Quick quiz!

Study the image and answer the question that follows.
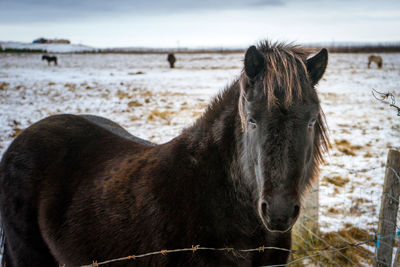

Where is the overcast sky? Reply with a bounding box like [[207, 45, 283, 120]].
[[1, 0, 399, 48]]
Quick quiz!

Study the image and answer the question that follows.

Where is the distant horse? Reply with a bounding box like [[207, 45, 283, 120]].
[[368, 55, 382, 69], [167, 53, 176, 68], [0, 41, 329, 267], [42, 55, 58, 66]]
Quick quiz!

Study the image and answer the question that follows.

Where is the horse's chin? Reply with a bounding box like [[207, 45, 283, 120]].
[[259, 216, 294, 233]]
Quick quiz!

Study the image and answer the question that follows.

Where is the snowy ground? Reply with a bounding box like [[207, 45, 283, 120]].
[[0, 52, 399, 236]]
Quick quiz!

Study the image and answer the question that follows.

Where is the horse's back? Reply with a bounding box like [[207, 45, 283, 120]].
[[0, 114, 153, 266], [80, 114, 155, 146], [0, 113, 152, 192]]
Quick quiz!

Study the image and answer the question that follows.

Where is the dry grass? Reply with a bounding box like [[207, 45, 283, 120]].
[[127, 71, 145, 75], [127, 100, 143, 107], [192, 111, 203, 118], [130, 115, 141, 121], [322, 176, 350, 187], [291, 224, 374, 266], [328, 207, 340, 214], [10, 127, 22, 138], [363, 151, 373, 158], [140, 91, 153, 98], [334, 139, 363, 156], [160, 92, 186, 97], [0, 82, 9, 90], [147, 109, 176, 124], [116, 90, 131, 99]]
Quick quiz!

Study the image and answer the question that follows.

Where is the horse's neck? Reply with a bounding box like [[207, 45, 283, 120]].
[[185, 81, 241, 163], [155, 82, 257, 230]]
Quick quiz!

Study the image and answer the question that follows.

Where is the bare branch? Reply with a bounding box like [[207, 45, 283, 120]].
[[372, 89, 400, 116]]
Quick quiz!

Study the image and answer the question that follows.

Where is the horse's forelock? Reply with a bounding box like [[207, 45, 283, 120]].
[[238, 41, 312, 131]]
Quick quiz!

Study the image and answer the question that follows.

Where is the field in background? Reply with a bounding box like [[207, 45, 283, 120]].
[[0, 52, 399, 265]]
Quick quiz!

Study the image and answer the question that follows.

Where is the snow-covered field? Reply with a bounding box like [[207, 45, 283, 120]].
[[0, 52, 399, 235]]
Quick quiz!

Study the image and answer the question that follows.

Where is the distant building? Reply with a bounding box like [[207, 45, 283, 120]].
[[50, 39, 70, 44], [33, 38, 71, 44], [33, 38, 48, 44]]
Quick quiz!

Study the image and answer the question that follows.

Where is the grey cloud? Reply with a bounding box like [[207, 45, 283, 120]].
[[0, 0, 285, 23]]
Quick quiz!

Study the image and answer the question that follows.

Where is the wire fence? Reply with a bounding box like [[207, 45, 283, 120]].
[[75, 239, 376, 267]]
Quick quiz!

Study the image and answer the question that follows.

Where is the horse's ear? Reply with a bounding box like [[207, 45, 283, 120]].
[[244, 46, 265, 80], [306, 48, 328, 86]]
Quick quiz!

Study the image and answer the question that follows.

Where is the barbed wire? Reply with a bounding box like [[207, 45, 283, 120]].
[[74, 238, 383, 267], [372, 88, 400, 116], [262, 239, 375, 267]]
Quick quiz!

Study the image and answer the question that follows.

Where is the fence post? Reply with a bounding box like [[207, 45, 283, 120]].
[[374, 149, 400, 267], [394, 248, 400, 267]]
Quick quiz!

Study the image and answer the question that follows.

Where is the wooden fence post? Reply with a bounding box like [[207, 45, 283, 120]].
[[393, 248, 400, 267], [374, 149, 400, 267]]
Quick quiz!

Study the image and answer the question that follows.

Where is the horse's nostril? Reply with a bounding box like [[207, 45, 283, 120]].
[[293, 205, 300, 218], [261, 201, 267, 217]]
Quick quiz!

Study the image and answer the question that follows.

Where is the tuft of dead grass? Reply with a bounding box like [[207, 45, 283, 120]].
[[328, 207, 340, 214], [10, 127, 22, 138], [127, 100, 143, 107], [128, 71, 145, 75], [130, 115, 140, 121], [291, 225, 374, 266], [147, 109, 176, 125], [116, 90, 130, 99], [322, 176, 350, 187], [363, 151, 373, 158], [334, 139, 363, 156], [140, 91, 153, 98], [0, 81, 9, 90]]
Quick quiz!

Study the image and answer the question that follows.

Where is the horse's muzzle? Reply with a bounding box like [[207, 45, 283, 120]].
[[258, 199, 300, 232]]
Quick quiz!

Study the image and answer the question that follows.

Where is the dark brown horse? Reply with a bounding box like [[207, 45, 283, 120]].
[[0, 41, 329, 267], [167, 53, 176, 68], [42, 55, 58, 66]]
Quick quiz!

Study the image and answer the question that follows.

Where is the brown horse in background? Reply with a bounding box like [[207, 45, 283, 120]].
[[368, 55, 382, 69], [0, 41, 328, 266]]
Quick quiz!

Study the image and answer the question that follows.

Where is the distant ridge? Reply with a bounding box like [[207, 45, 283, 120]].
[[0, 41, 96, 53], [1, 41, 400, 54], [306, 41, 400, 53]]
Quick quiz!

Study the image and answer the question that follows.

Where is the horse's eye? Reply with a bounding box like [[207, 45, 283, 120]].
[[248, 118, 257, 129], [308, 118, 317, 128]]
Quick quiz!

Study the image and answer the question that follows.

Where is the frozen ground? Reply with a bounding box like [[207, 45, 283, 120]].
[[0, 52, 399, 235]]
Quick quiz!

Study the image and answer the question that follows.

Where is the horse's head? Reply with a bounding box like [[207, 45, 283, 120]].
[[238, 42, 328, 232]]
